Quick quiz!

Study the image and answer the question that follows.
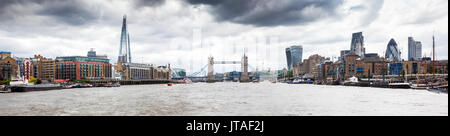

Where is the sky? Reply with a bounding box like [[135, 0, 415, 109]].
[[0, 0, 448, 74]]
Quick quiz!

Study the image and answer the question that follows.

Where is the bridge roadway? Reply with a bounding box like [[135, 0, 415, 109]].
[[90, 79, 175, 85]]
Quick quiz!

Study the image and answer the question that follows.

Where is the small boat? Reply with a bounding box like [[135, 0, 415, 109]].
[[177, 78, 193, 84], [252, 79, 259, 83], [343, 77, 359, 86], [300, 79, 314, 84], [71, 83, 93, 88], [388, 82, 411, 89], [410, 83, 428, 90], [288, 79, 301, 84], [410, 80, 429, 90], [104, 82, 121, 87], [427, 85, 448, 94]]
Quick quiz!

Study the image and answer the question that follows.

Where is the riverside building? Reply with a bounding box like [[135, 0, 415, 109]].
[[55, 51, 112, 80]]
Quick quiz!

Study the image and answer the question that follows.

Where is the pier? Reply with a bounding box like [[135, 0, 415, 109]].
[[90, 79, 175, 85]]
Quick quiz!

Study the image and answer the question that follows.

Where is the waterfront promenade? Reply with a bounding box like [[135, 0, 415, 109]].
[[0, 82, 447, 116]]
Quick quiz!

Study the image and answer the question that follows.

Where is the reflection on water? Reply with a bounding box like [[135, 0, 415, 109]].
[[0, 82, 447, 116]]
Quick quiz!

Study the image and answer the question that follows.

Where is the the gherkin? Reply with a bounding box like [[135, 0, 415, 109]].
[[385, 38, 401, 61]]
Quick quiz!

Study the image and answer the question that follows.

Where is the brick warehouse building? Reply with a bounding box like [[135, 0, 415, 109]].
[[55, 56, 112, 80]]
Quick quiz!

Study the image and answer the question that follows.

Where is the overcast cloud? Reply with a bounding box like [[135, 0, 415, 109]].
[[0, 0, 448, 74]]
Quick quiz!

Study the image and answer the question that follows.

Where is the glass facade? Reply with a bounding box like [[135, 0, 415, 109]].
[[415, 41, 422, 60], [408, 37, 422, 61], [285, 45, 303, 70], [385, 39, 401, 61], [388, 63, 403, 75], [57, 56, 109, 63], [408, 37, 416, 61], [290, 45, 303, 68], [285, 48, 292, 70], [350, 32, 365, 57]]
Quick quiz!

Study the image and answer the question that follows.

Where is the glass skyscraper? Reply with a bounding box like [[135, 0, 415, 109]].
[[385, 38, 401, 61], [285, 45, 303, 70], [118, 15, 131, 63], [415, 41, 422, 60], [285, 48, 292, 70], [408, 37, 422, 61], [350, 32, 365, 57], [290, 45, 303, 67]]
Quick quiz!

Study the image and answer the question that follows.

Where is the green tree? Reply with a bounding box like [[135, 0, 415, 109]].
[[427, 66, 433, 74], [286, 70, 293, 78], [75, 80, 91, 84], [29, 77, 38, 84], [0, 78, 11, 85]]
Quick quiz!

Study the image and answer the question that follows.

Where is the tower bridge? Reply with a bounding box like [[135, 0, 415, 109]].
[[206, 54, 250, 83]]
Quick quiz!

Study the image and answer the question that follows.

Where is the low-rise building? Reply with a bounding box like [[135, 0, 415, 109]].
[[293, 54, 329, 78], [343, 52, 359, 79], [0, 62, 12, 80], [0, 51, 18, 79], [114, 62, 172, 80], [355, 55, 388, 77]]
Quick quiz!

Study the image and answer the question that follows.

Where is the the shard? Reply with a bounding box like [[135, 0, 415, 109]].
[[118, 15, 131, 63]]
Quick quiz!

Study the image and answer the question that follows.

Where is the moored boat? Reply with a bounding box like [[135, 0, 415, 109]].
[[427, 85, 448, 94], [388, 82, 411, 89], [9, 84, 63, 92], [71, 83, 93, 88], [104, 82, 121, 87]]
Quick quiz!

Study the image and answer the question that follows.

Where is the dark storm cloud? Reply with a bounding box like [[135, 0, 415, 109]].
[[186, 0, 344, 27], [36, 1, 100, 25], [0, 0, 100, 25], [134, 0, 166, 8]]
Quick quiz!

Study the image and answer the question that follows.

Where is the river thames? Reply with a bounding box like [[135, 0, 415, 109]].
[[0, 82, 447, 116]]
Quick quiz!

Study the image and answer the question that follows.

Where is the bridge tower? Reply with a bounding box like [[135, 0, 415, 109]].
[[206, 56, 215, 83], [240, 54, 250, 82]]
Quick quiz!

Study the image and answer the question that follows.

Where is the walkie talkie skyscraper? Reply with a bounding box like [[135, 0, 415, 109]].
[[118, 15, 131, 63]]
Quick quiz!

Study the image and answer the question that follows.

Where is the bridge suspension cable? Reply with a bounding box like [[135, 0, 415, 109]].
[[187, 64, 208, 77]]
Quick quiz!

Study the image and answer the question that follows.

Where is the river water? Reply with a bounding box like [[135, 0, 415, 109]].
[[0, 82, 447, 116]]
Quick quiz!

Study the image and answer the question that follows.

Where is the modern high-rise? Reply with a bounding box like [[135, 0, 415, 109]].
[[385, 38, 401, 61], [408, 37, 416, 61], [408, 37, 423, 61], [285, 45, 303, 70], [285, 48, 292, 70], [118, 15, 132, 63], [415, 41, 422, 60], [350, 32, 365, 57], [290, 45, 303, 68]]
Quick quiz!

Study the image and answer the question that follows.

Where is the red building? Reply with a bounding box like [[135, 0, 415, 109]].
[[55, 56, 112, 80]]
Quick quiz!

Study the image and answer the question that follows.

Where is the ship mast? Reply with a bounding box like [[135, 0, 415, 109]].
[[432, 35, 435, 78]]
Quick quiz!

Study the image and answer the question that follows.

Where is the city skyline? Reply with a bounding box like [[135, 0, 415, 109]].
[[0, 0, 448, 73]]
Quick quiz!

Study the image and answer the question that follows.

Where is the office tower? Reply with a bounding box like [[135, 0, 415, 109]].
[[408, 37, 423, 61], [290, 45, 303, 68], [350, 32, 365, 57], [385, 38, 401, 61], [285, 48, 292, 70], [415, 41, 422, 60], [408, 37, 416, 61]]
